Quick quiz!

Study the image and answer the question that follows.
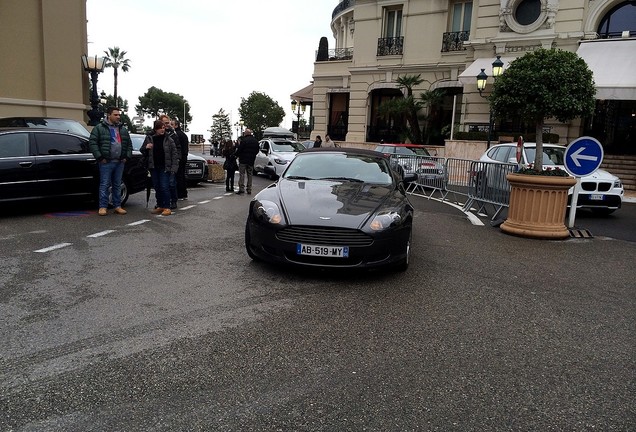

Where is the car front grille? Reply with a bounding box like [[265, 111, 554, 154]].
[[581, 181, 612, 192], [276, 226, 373, 246]]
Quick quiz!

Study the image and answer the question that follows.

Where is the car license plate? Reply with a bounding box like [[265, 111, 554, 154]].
[[187, 169, 202, 175], [589, 194, 604, 200], [297, 244, 349, 258]]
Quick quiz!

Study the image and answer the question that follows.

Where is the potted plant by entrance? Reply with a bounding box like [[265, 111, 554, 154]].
[[488, 49, 596, 239]]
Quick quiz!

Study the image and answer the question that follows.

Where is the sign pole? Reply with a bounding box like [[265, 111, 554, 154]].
[[567, 178, 581, 228]]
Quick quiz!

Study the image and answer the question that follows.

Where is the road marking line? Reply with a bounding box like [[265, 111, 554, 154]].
[[213, 196, 223, 200], [179, 205, 196, 210], [34, 243, 72, 253], [199, 200, 211, 204], [87, 230, 116, 238], [127, 219, 151, 226]]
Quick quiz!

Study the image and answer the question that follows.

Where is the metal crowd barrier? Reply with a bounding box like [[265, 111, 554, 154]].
[[398, 155, 517, 221], [462, 160, 516, 220], [390, 154, 447, 199]]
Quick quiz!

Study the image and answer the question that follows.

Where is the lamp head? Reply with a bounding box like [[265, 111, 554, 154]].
[[492, 56, 504, 78], [291, 100, 297, 112], [476, 69, 488, 95]]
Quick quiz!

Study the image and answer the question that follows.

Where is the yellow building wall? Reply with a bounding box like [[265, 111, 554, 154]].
[[0, 0, 88, 123]]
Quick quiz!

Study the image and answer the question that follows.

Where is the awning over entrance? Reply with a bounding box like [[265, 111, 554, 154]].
[[430, 80, 464, 94], [290, 83, 313, 103], [458, 56, 516, 85], [577, 39, 636, 100]]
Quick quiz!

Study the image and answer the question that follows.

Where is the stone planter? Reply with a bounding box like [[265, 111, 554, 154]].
[[501, 173, 576, 239], [208, 163, 225, 182]]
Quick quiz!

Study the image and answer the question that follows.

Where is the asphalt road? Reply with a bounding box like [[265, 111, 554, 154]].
[[0, 175, 634, 431]]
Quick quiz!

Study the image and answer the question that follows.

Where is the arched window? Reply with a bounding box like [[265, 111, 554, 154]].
[[598, 1, 636, 38]]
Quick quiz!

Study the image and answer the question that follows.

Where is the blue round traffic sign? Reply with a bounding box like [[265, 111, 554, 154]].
[[563, 136, 604, 177]]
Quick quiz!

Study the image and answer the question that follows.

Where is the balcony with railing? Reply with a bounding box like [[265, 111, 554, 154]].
[[332, 0, 355, 19], [316, 47, 354, 62], [441, 31, 469, 52], [377, 37, 404, 56]]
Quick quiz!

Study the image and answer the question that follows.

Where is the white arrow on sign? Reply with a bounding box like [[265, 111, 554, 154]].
[[570, 147, 598, 167]]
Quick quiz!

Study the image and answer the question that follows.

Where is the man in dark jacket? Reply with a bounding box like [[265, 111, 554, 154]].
[[172, 120, 189, 199], [88, 107, 132, 216], [234, 128, 259, 194]]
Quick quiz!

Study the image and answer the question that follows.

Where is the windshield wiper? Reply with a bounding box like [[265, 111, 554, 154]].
[[320, 177, 364, 182], [285, 175, 313, 180]]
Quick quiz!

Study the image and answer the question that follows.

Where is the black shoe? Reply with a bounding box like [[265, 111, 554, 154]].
[[226, 188, 231, 192], [236, 190, 244, 195], [170, 202, 177, 209], [246, 191, 251, 195]]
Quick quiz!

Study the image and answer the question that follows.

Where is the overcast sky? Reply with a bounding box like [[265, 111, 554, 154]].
[[86, 0, 335, 138]]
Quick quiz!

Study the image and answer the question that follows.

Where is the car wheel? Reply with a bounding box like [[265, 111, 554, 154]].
[[108, 181, 129, 208], [394, 228, 411, 272], [245, 221, 260, 261]]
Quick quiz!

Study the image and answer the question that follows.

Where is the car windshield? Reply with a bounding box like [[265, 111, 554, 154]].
[[526, 147, 565, 166], [272, 141, 304, 152], [284, 153, 393, 185], [130, 135, 145, 151], [397, 146, 430, 156]]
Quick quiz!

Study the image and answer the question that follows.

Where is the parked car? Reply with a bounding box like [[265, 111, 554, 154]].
[[0, 117, 90, 138], [480, 142, 624, 214], [254, 138, 305, 179], [0, 128, 147, 205], [129, 134, 208, 185], [374, 143, 445, 182], [245, 147, 415, 271]]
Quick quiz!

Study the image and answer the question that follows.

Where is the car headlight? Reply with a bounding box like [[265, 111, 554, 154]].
[[614, 179, 622, 189], [274, 158, 289, 165], [370, 212, 401, 231], [253, 200, 284, 224]]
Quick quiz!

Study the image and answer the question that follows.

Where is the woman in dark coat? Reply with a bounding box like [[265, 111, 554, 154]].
[[222, 139, 238, 192], [140, 120, 180, 216]]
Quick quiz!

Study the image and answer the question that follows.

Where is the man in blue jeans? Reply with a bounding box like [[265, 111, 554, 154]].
[[89, 107, 132, 216]]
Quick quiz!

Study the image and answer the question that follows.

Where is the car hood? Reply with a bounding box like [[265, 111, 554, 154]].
[[275, 179, 396, 229], [271, 151, 298, 162], [188, 153, 207, 162], [551, 165, 618, 181]]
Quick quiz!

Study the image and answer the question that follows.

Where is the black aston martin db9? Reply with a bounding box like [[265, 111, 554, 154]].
[[244, 147, 415, 271]]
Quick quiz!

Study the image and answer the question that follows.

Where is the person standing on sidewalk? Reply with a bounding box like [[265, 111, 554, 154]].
[[222, 139, 238, 192], [323, 135, 336, 148], [141, 120, 180, 216], [159, 114, 181, 209], [172, 120, 189, 200], [234, 129, 259, 195], [89, 106, 132, 216]]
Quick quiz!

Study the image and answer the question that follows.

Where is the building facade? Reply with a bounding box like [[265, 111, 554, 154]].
[[0, 0, 89, 123], [310, 0, 636, 154]]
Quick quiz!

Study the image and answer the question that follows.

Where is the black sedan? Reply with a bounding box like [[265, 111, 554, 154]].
[[245, 148, 415, 271], [0, 128, 146, 206]]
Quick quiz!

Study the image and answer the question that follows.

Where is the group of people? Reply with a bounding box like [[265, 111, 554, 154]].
[[221, 129, 260, 195], [139, 114, 189, 216], [221, 130, 338, 196], [312, 134, 336, 148], [88, 107, 190, 217], [90, 111, 336, 216]]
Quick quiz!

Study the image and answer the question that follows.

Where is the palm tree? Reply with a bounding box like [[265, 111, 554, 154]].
[[103, 47, 131, 104]]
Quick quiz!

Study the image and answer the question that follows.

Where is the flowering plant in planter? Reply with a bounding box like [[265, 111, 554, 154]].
[[515, 164, 570, 177]]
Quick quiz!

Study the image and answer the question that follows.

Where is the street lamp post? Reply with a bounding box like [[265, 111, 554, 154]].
[[476, 55, 505, 148], [81, 54, 106, 126], [291, 100, 306, 138], [183, 102, 187, 131]]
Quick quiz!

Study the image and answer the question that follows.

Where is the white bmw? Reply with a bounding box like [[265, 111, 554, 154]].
[[480, 142, 624, 214]]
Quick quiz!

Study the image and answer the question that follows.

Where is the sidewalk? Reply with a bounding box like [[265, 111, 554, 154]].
[[625, 189, 636, 203]]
